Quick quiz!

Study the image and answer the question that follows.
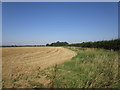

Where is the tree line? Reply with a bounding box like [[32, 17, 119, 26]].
[[46, 41, 69, 46], [46, 39, 120, 51], [3, 39, 120, 51]]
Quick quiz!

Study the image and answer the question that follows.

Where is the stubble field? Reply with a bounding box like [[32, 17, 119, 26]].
[[2, 47, 76, 88], [2, 47, 119, 88]]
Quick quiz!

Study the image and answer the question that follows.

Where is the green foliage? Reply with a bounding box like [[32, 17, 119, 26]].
[[69, 39, 120, 51], [46, 39, 120, 51], [28, 80, 44, 88], [46, 41, 69, 46], [42, 47, 119, 88]]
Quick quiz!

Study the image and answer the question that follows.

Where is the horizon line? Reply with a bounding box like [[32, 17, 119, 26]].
[[2, 38, 119, 46]]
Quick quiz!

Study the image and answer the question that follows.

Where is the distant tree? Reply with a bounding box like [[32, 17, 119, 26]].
[[47, 41, 69, 46], [46, 43, 50, 46], [69, 39, 120, 51]]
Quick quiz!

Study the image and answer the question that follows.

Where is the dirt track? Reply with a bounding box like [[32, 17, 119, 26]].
[[2, 47, 76, 80]]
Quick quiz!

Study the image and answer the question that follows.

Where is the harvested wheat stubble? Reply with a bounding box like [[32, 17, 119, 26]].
[[2, 47, 76, 83]]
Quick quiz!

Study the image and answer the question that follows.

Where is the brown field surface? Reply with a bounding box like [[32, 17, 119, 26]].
[[2, 47, 76, 88]]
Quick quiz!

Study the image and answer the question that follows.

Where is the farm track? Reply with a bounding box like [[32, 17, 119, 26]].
[[2, 47, 76, 84]]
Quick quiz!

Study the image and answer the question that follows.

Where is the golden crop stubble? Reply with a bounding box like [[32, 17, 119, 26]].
[[2, 47, 76, 88]]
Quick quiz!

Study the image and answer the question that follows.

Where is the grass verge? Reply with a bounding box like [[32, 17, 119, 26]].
[[41, 47, 119, 88]]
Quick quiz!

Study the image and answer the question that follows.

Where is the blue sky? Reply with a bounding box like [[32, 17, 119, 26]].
[[0, 2, 2, 45], [2, 2, 118, 45]]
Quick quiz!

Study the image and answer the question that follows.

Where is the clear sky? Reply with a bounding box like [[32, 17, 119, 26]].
[[0, 2, 2, 45], [2, 2, 118, 45]]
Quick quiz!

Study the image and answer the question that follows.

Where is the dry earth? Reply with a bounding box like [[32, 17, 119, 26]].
[[2, 47, 76, 88]]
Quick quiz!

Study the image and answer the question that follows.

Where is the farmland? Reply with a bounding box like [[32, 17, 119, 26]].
[[2, 47, 76, 88], [42, 47, 119, 88], [2, 2, 119, 89], [2, 47, 119, 88]]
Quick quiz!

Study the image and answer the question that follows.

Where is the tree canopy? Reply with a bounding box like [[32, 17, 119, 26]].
[[46, 39, 120, 51], [46, 41, 69, 46]]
